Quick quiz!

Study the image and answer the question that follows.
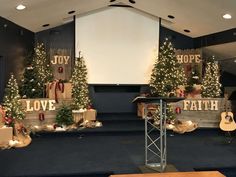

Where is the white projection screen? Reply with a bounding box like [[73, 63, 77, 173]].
[[75, 7, 159, 84]]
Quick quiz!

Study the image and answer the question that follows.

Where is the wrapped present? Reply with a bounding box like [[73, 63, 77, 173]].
[[0, 127, 13, 145], [0, 105, 6, 127], [46, 80, 72, 102], [137, 103, 145, 118], [137, 103, 158, 118], [84, 109, 96, 121], [72, 110, 85, 123]]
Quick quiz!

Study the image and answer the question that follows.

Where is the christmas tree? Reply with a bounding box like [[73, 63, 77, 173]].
[[32, 43, 53, 97], [150, 38, 187, 96], [71, 53, 91, 109], [3, 73, 25, 122], [56, 105, 74, 126], [201, 59, 221, 98], [20, 52, 43, 98]]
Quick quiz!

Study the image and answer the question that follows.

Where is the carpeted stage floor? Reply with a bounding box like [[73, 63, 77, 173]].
[[0, 113, 236, 177]]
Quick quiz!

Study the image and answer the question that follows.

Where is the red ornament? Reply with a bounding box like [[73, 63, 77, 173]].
[[4, 117, 13, 125], [39, 113, 45, 121], [58, 67, 63, 73], [87, 105, 92, 110], [53, 124, 62, 129], [175, 107, 181, 114]]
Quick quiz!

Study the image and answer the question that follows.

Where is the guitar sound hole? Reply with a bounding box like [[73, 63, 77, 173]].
[[225, 115, 233, 123]]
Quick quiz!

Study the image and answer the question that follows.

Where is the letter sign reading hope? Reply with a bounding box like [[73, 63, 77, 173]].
[[51, 55, 70, 65], [176, 54, 201, 64], [26, 100, 56, 112]]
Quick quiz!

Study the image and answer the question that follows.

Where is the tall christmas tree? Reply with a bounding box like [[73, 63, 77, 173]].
[[3, 73, 25, 121], [201, 59, 221, 98], [32, 43, 53, 97], [150, 38, 187, 96], [20, 52, 43, 98], [71, 53, 91, 109]]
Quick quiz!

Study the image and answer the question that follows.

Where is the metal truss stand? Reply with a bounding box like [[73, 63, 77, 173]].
[[133, 97, 184, 172], [144, 98, 166, 172]]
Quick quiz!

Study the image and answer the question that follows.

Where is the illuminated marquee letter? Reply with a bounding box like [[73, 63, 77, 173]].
[[210, 100, 218, 110], [183, 100, 190, 110]]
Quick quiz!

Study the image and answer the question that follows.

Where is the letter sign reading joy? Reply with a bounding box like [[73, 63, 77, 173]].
[[51, 55, 70, 65], [26, 100, 56, 112]]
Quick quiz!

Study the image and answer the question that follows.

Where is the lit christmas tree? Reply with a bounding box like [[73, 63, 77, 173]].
[[150, 38, 187, 96], [3, 73, 25, 122], [33, 43, 53, 97], [20, 52, 43, 98], [71, 53, 91, 109], [201, 59, 221, 98]]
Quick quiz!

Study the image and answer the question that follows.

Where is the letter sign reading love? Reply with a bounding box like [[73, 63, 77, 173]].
[[26, 100, 56, 112], [51, 55, 70, 65]]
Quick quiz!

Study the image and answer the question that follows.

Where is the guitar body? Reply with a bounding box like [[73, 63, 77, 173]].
[[220, 112, 236, 131]]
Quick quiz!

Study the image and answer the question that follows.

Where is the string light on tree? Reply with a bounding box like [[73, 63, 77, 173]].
[[33, 43, 53, 97], [71, 52, 91, 109], [201, 57, 221, 98], [20, 52, 43, 98], [149, 38, 187, 97], [3, 73, 25, 123]]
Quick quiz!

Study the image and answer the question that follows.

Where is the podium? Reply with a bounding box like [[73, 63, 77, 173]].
[[133, 97, 184, 172]]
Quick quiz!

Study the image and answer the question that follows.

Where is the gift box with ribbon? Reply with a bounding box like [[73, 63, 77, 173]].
[[46, 80, 72, 102]]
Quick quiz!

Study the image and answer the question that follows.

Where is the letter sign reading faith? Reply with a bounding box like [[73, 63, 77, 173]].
[[183, 100, 218, 111]]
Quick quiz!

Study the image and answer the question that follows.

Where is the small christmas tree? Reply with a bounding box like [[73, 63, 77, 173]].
[[201, 59, 221, 98], [150, 38, 187, 97], [56, 105, 74, 126], [32, 43, 53, 97], [20, 52, 43, 98], [3, 73, 25, 122], [71, 53, 91, 109]]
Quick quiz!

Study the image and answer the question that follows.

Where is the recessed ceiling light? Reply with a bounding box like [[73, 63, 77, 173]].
[[129, 0, 136, 4], [42, 24, 50, 27], [16, 4, 26, 10], [68, 10, 75, 14], [168, 15, 175, 19], [223, 13, 232, 19], [184, 29, 190, 33]]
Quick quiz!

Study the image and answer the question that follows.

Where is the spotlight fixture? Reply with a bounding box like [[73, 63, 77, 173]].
[[68, 10, 75, 14], [223, 13, 232, 19], [184, 29, 190, 33], [16, 4, 26, 10], [168, 15, 175, 19], [42, 24, 50, 27], [129, 0, 136, 4]]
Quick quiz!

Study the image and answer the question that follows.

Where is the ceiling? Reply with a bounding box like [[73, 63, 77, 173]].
[[0, 0, 236, 38], [1, 0, 236, 75]]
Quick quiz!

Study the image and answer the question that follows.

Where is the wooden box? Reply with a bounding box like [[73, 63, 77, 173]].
[[0, 127, 13, 144], [84, 109, 96, 121], [72, 111, 85, 123]]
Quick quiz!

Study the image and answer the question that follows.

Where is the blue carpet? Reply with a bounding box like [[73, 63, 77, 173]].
[[1, 113, 236, 177]]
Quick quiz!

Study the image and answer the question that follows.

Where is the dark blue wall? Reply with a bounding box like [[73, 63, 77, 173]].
[[35, 22, 75, 59], [160, 26, 194, 49], [0, 17, 34, 102]]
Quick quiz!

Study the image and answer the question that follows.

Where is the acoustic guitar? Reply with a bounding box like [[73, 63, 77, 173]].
[[219, 94, 236, 131]]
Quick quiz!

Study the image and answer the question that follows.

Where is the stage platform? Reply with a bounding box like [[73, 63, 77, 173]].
[[0, 113, 236, 177]]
